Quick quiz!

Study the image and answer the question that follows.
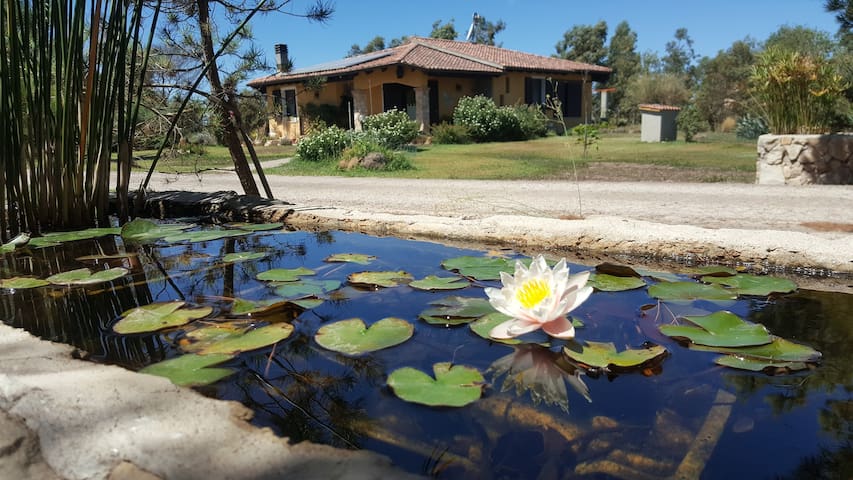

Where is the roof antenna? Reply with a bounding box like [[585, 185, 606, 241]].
[[465, 12, 480, 43]]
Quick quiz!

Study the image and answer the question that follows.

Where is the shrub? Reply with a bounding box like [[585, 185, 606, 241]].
[[509, 104, 549, 139], [571, 123, 600, 156], [735, 114, 769, 139], [361, 109, 419, 149], [340, 136, 413, 171], [295, 125, 351, 162], [719, 116, 737, 133], [430, 122, 471, 144], [452, 95, 523, 142], [677, 104, 707, 142]]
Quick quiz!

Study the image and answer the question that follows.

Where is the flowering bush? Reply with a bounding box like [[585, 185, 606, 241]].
[[453, 95, 524, 142], [361, 109, 419, 149], [509, 104, 549, 139], [295, 125, 352, 162]]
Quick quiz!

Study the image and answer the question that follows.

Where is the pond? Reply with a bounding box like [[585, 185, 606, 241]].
[[0, 222, 850, 479]]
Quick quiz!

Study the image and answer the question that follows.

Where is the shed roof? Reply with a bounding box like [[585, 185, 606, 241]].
[[638, 104, 682, 112], [248, 36, 611, 88]]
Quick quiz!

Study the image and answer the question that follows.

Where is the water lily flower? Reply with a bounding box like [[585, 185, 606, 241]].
[[486, 255, 592, 340]]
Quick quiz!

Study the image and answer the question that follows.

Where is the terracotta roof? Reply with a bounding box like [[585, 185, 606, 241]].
[[638, 103, 682, 112], [248, 36, 611, 88]]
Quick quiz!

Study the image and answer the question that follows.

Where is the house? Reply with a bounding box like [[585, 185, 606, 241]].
[[247, 37, 611, 142]]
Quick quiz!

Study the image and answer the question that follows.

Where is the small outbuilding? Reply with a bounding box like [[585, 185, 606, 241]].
[[639, 104, 680, 142]]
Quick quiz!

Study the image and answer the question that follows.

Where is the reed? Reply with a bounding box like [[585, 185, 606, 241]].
[[0, 0, 159, 242]]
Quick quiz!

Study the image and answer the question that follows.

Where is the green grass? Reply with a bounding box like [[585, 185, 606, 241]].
[[137, 133, 757, 181], [134, 144, 296, 173]]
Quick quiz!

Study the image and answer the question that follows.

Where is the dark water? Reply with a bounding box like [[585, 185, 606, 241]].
[[1, 228, 851, 479]]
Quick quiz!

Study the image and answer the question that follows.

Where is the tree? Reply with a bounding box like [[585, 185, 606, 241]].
[[155, 0, 332, 197], [430, 19, 458, 40], [694, 39, 757, 130], [606, 21, 641, 121], [662, 28, 698, 85], [624, 73, 690, 107], [555, 21, 608, 65], [764, 25, 834, 58], [347, 36, 386, 56], [825, 0, 853, 47], [467, 14, 505, 46]]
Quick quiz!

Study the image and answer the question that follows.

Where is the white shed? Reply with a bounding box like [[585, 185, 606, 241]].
[[639, 104, 681, 142]]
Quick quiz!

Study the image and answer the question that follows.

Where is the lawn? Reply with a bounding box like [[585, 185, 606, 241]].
[[136, 132, 758, 183]]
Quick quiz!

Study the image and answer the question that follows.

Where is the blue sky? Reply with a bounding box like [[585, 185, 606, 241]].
[[251, 0, 842, 71]]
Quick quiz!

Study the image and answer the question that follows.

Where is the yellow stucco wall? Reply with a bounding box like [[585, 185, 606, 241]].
[[351, 68, 429, 115]]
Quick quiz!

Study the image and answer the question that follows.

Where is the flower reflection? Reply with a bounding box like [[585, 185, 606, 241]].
[[488, 344, 591, 413], [486, 255, 592, 340]]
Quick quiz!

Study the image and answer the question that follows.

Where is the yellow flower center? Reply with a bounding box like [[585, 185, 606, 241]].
[[516, 279, 550, 309]]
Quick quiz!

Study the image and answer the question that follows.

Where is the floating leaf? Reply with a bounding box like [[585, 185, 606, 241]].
[[113, 301, 212, 334], [387, 362, 484, 407], [691, 336, 822, 363], [223, 222, 283, 231], [701, 274, 797, 296], [692, 266, 738, 277], [29, 228, 120, 248], [315, 317, 413, 355], [595, 263, 641, 277], [163, 229, 249, 243], [441, 256, 516, 281], [290, 298, 325, 309], [140, 353, 234, 387], [0, 233, 30, 252], [197, 323, 294, 355], [325, 253, 376, 265], [634, 268, 682, 283], [714, 355, 809, 373], [648, 281, 738, 302], [347, 270, 413, 288], [588, 273, 647, 292], [274, 279, 341, 299], [181, 323, 250, 353], [409, 275, 470, 291], [121, 218, 192, 242], [46, 267, 129, 286], [419, 296, 495, 325], [0, 277, 49, 289], [231, 298, 292, 316], [563, 341, 668, 371], [257, 267, 315, 282], [223, 252, 267, 263], [469, 312, 529, 345], [659, 311, 771, 348]]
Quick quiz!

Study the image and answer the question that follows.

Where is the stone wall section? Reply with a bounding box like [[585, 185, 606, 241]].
[[756, 133, 852, 185]]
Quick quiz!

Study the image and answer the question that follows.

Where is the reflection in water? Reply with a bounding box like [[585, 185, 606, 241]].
[[0, 228, 851, 478]]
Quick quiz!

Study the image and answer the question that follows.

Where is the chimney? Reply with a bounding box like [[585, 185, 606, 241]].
[[275, 44, 290, 72]]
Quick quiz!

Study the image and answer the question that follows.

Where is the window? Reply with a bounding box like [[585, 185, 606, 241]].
[[283, 89, 297, 118], [524, 77, 582, 117]]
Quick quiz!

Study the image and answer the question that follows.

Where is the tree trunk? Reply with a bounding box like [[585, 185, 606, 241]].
[[196, 0, 259, 197]]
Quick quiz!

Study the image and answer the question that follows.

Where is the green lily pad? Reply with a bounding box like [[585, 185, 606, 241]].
[[29, 227, 121, 248], [223, 252, 267, 263], [441, 256, 517, 281], [701, 274, 797, 296], [713, 355, 810, 373], [0, 277, 49, 289], [257, 267, 315, 282], [634, 268, 682, 283], [274, 279, 341, 299], [181, 322, 250, 353], [197, 323, 294, 355], [0, 233, 30, 252], [692, 265, 738, 277], [387, 362, 485, 407], [409, 275, 470, 291], [419, 296, 496, 325], [659, 311, 772, 348], [648, 281, 738, 302], [121, 218, 192, 242], [315, 317, 414, 355], [325, 253, 376, 265], [595, 262, 641, 277], [139, 353, 234, 387], [223, 222, 283, 231], [231, 298, 291, 316], [113, 301, 213, 334], [290, 298, 325, 309], [469, 312, 528, 345], [46, 267, 129, 286], [588, 273, 647, 292], [162, 229, 250, 243], [690, 336, 822, 363], [563, 341, 668, 371], [347, 270, 413, 288]]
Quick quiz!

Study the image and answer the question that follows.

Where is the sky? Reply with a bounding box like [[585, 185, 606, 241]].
[[250, 0, 843, 72]]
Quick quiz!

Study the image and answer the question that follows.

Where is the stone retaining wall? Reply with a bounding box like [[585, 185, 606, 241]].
[[756, 133, 852, 185]]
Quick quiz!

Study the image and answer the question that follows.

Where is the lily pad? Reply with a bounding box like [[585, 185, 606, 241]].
[[181, 322, 250, 353], [0, 233, 30, 252], [563, 341, 668, 371], [409, 275, 470, 291], [113, 301, 213, 334], [690, 336, 822, 363], [659, 311, 772, 348], [714, 355, 810, 373], [139, 353, 234, 387], [595, 262, 641, 277], [701, 274, 797, 296], [257, 267, 315, 282], [231, 298, 292, 316], [469, 312, 530, 345], [29, 228, 121, 248], [325, 253, 376, 265], [648, 281, 738, 302], [692, 265, 738, 277], [290, 298, 325, 309], [588, 273, 647, 292], [419, 296, 496, 325], [46, 267, 129, 286], [162, 229, 250, 243], [315, 317, 414, 355], [387, 362, 485, 407], [223, 222, 283, 231], [274, 279, 341, 299], [121, 218, 192, 242], [441, 256, 516, 281], [347, 270, 413, 288], [0, 277, 49, 289], [223, 252, 267, 263], [197, 323, 294, 355]]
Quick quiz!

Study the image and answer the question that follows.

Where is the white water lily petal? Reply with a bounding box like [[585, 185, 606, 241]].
[[541, 316, 576, 339], [489, 318, 542, 339]]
